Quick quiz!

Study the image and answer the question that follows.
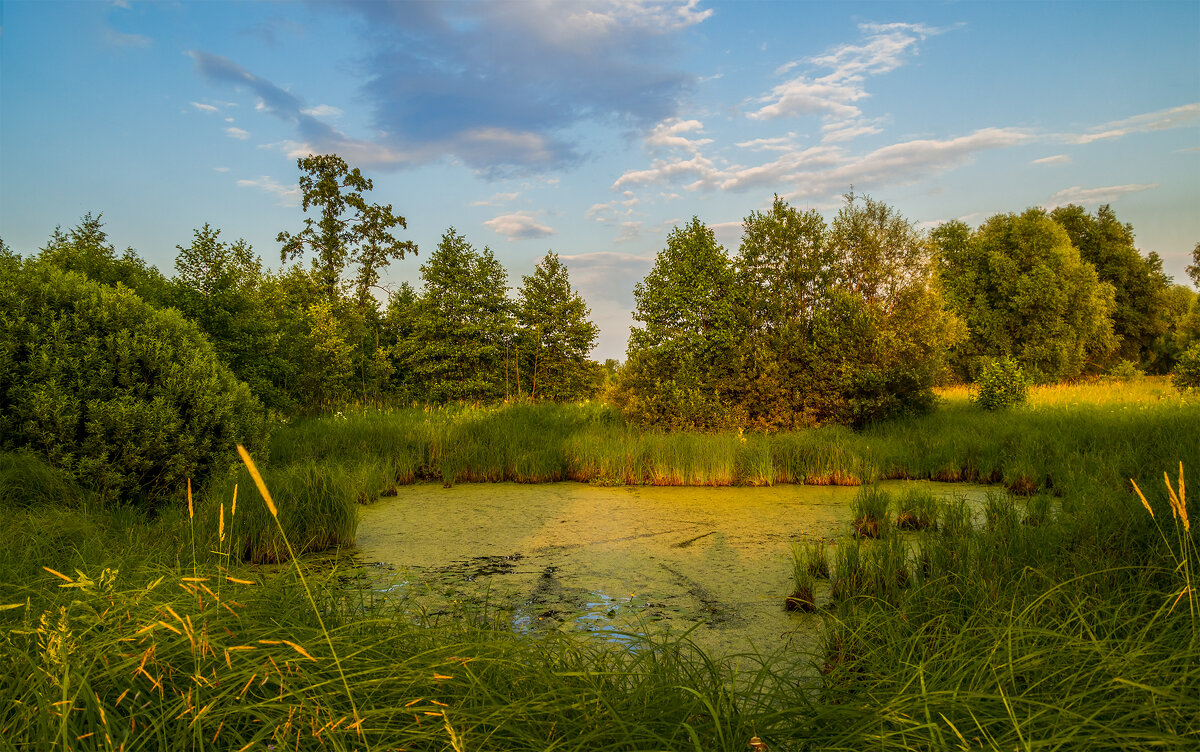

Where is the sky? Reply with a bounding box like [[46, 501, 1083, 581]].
[[2, 0, 1198, 361]]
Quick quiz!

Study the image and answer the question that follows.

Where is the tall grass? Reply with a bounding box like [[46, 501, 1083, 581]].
[[261, 378, 1198, 499], [0, 460, 766, 751], [3, 378, 1197, 748]]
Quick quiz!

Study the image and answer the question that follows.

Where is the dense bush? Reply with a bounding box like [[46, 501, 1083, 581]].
[[1173, 343, 1200, 390], [972, 356, 1030, 410], [0, 261, 268, 502]]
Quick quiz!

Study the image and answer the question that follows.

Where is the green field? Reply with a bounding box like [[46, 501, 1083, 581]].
[[1, 378, 1197, 750]]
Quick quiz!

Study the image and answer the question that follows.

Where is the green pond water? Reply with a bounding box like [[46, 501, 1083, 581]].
[[354, 481, 991, 657]]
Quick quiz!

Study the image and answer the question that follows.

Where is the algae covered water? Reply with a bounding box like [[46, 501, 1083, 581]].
[[355, 481, 990, 656]]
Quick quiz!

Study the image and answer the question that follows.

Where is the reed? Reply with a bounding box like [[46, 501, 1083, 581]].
[[850, 485, 890, 539]]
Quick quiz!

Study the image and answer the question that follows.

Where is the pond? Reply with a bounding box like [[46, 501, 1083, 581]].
[[355, 481, 992, 657]]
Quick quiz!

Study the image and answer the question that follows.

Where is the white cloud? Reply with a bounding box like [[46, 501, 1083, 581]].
[[225, 126, 250, 140], [213, 167, 230, 173], [470, 192, 521, 207], [237, 176, 300, 206], [735, 134, 798, 152], [301, 104, 343, 118], [1045, 183, 1158, 208], [611, 153, 723, 190], [749, 21, 944, 135], [190, 102, 218, 113], [1067, 103, 1200, 144], [821, 118, 885, 143], [613, 123, 1030, 202], [484, 211, 555, 240], [1032, 154, 1071, 165], [644, 118, 713, 153], [615, 221, 643, 243]]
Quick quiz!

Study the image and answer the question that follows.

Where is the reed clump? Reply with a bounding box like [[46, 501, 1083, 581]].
[[850, 485, 890, 539]]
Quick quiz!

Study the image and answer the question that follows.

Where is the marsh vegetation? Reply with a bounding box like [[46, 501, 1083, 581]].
[[2, 158, 1199, 747]]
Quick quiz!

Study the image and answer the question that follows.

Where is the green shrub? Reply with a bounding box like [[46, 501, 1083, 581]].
[[1172, 343, 1200, 390], [1104, 359, 1144, 382], [0, 262, 268, 502], [972, 356, 1029, 410]]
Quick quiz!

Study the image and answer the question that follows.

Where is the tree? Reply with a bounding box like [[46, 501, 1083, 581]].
[[173, 225, 286, 407], [618, 217, 741, 429], [277, 154, 416, 303], [825, 194, 960, 424], [38, 213, 171, 306], [1187, 242, 1200, 289], [395, 229, 514, 403], [515, 252, 601, 402], [734, 196, 834, 427], [935, 208, 1117, 381], [1051, 204, 1169, 365]]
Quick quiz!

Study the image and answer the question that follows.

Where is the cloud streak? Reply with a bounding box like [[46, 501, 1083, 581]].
[[1046, 183, 1158, 208], [237, 176, 300, 206], [1066, 103, 1200, 144]]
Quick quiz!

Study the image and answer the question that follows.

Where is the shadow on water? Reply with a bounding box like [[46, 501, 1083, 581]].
[[353, 481, 992, 658]]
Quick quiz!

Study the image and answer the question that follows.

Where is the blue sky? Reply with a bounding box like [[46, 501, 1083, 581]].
[[2, 0, 1197, 360]]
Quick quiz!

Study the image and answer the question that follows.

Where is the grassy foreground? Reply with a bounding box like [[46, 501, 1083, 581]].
[[1, 378, 1198, 749]]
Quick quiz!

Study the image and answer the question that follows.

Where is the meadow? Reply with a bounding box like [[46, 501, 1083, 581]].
[[1, 378, 1197, 750]]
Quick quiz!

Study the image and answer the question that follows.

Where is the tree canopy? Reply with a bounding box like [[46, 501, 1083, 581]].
[[935, 208, 1117, 381], [277, 154, 416, 303]]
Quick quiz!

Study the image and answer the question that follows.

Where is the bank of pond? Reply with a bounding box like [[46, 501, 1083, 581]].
[[1, 381, 1197, 749]]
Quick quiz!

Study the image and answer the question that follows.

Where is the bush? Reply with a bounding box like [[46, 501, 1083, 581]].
[[973, 357, 1029, 411], [0, 262, 268, 503], [1173, 344, 1200, 390], [1104, 359, 1144, 382]]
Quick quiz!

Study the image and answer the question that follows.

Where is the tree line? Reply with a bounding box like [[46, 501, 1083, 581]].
[[4, 154, 1199, 429], [4, 155, 603, 415], [613, 195, 1200, 430]]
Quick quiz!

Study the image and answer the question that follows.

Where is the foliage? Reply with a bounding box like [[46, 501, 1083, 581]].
[[735, 195, 837, 428], [1105, 358, 1144, 382], [935, 209, 1117, 382], [0, 261, 268, 502], [277, 154, 416, 302], [1173, 344, 1200, 390], [173, 224, 292, 408], [618, 217, 742, 430], [1187, 240, 1200, 288], [37, 213, 173, 306], [514, 252, 602, 401], [972, 356, 1030, 410], [395, 228, 515, 403], [1051, 204, 1170, 366], [825, 194, 961, 424]]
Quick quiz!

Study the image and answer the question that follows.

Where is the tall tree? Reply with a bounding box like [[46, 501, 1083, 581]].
[[1187, 241, 1200, 289], [395, 229, 514, 403], [1051, 204, 1169, 365], [515, 252, 601, 402], [619, 217, 741, 429], [277, 154, 416, 303], [936, 208, 1117, 381], [173, 225, 285, 407], [734, 196, 834, 427], [825, 194, 960, 424]]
